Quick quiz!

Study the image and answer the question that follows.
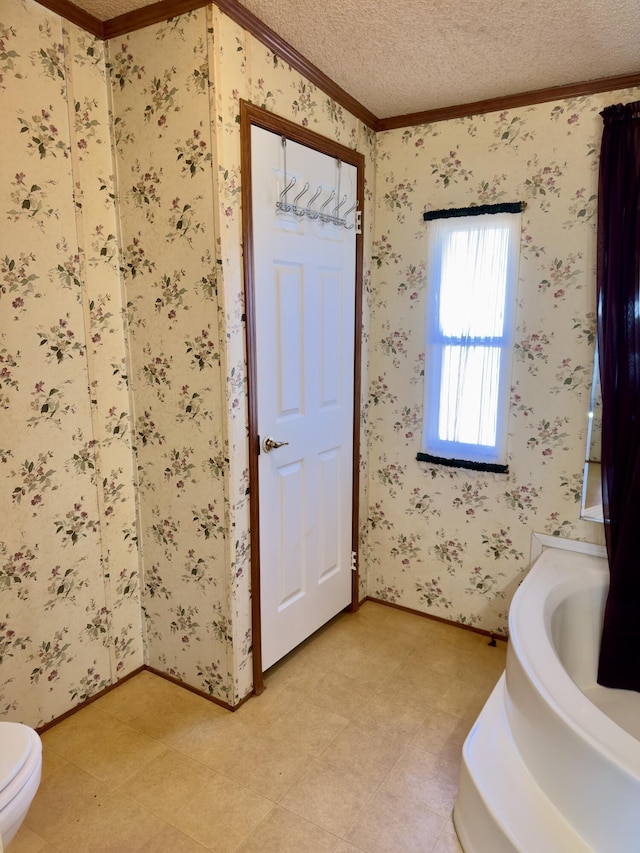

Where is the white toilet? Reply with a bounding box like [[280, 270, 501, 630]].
[[0, 722, 42, 848]]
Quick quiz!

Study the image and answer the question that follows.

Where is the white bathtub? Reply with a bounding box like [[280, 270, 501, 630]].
[[453, 536, 640, 852]]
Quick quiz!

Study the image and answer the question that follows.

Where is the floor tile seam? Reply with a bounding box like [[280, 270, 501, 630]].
[[23, 813, 80, 851], [176, 740, 299, 807], [207, 756, 308, 805], [245, 723, 328, 762], [347, 710, 428, 743], [231, 806, 345, 853], [355, 784, 449, 842], [90, 739, 172, 790], [221, 802, 281, 853], [361, 669, 408, 700], [260, 705, 351, 753], [35, 841, 63, 853], [43, 702, 167, 750], [111, 775, 250, 850], [342, 639, 419, 663], [377, 780, 458, 824], [86, 703, 197, 746], [115, 744, 272, 810], [341, 775, 385, 848], [171, 727, 318, 785], [366, 676, 436, 720], [116, 790, 206, 842], [111, 772, 199, 819], [17, 825, 50, 851], [315, 742, 396, 787], [42, 748, 156, 792], [90, 685, 224, 724], [318, 667, 384, 692], [403, 737, 462, 767], [407, 733, 464, 764], [378, 746, 461, 816], [233, 707, 294, 737], [279, 769, 383, 845], [275, 800, 348, 846], [300, 691, 371, 721], [433, 810, 459, 850], [26, 782, 151, 848], [37, 736, 77, 766], [138, 742, 256, 789]]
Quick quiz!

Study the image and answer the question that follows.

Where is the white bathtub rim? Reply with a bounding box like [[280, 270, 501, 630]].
[[509, 542, 640, 778], [529, 531, 607, 563], [455, 675, 593, 853]]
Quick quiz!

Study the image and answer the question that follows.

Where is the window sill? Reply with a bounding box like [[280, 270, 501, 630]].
[[416, 452, 508, 474]]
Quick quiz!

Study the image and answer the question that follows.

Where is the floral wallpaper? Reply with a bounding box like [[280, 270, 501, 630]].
[[365, 92, 640, 634], [3, 0, 636, 729], [1, 0, 142, 727], [2, 0, 374, 726], [108, 9, 234, 705], [204, 6, 376, 701], [108, 7, 376, 705]]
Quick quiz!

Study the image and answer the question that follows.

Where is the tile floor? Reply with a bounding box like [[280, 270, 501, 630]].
[[10, 601, 506, 852]]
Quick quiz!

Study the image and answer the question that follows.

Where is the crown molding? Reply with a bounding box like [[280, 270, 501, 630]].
[[375, 71, 640, 131], [102, 0, 209, 37], [36, 0, 378, 129], [213, 0, 378, 128], [35, 0, 105, 38], [32, 0, 640, 132]]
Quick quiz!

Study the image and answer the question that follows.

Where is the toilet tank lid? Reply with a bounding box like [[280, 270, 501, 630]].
[[0, 723, 40, 794]]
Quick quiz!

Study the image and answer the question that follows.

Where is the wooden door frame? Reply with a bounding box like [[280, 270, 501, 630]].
[[240, 100, 365, 695]]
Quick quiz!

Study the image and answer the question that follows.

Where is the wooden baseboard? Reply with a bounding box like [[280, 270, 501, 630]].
[[36, 665, 145, 733], [142, 664, 254, 711], [363, 595, 508, 643], [35, 664, 253, 733]]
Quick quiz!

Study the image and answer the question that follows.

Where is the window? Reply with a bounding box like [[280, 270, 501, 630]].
[[419, 204, 522, 472]]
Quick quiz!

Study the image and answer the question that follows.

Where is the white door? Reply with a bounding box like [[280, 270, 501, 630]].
[[251, 125, 357, 670]]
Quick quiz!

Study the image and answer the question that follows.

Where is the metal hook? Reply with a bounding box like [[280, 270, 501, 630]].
[[277, 176, 296, 211], [292, 181, 310, 214], [343, 200, 358, 229], [320, 190, 336, 221], [306, 186, 323, 219], [331, 194, 348, 220]]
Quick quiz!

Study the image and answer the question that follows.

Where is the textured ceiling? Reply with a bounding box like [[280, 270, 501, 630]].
[[71, 0, 640, 118]]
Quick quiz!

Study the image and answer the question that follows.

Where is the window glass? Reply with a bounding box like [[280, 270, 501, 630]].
[[421, 210, 521, 470]]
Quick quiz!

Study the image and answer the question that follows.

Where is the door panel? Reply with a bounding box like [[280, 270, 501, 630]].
[[320, 270, 342, 406], [277, 459, 304, 607], [275, 263, 304, 416], [251, 124, 356, 670]]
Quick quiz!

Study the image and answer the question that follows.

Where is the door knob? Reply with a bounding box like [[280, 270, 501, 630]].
[[262, 435, 290, 453]]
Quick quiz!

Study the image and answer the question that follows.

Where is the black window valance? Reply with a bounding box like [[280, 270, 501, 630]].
[[423, 202, 525, 222], [416, 452, 508, 474]]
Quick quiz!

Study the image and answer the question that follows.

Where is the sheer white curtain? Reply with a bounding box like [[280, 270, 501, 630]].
[[423, 211, 520, 467]]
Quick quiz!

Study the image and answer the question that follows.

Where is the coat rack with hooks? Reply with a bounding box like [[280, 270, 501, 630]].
[[275, 137, 361, 233]]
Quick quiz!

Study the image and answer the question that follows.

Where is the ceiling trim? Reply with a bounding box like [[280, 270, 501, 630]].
[[376, 71, 640, 130], [37, 0, 105, 37], [212, 0, 378, 128], [103, 0, 209, 38], [37, 0, 378, 128], [33, 0, 640, 131]]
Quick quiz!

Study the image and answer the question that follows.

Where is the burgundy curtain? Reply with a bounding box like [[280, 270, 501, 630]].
[[597, 101, 640, 691]]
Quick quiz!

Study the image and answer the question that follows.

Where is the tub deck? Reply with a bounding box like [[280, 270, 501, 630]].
[[453, 539, 640, 853], [455, 675, 590, 853]]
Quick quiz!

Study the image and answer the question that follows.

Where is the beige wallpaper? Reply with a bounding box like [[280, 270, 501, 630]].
[[364, 94, 640, 633], [1, 0, 374, 725], [2, 0, 634, 728], [1, 1, 142, 727]]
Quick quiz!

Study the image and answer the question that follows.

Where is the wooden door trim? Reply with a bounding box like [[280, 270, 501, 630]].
[[240, 100, 365, 694]]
